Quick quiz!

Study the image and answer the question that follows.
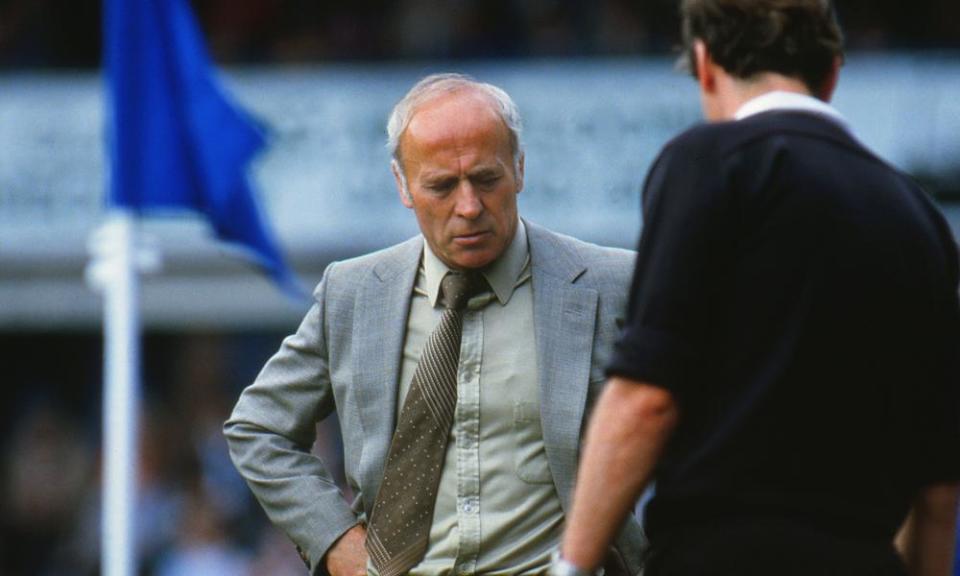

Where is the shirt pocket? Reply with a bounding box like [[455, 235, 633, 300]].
[[513, 401, 554, 484]]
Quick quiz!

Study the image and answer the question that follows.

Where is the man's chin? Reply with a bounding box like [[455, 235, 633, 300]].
[[445, 249, 498, 271]]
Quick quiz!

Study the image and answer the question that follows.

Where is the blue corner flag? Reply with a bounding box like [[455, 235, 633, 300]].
[[104, 0, 303, 298]]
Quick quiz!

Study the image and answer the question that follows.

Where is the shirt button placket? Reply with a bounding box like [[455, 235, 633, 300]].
[[455, 312, 482, 572]]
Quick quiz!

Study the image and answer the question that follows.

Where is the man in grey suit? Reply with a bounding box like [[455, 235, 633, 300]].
[[225, 73, 643, 576]]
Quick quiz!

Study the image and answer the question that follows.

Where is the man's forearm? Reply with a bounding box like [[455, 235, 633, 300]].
[[896, 482, 960, 576], [560, 377, 678, 572]]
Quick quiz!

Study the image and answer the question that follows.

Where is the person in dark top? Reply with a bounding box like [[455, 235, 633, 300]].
[[552, 1, 960, 575]]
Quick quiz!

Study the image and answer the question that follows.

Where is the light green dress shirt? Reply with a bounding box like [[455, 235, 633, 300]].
[[369, 220, 565, 575]]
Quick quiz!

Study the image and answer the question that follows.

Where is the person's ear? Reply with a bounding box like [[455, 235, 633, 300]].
[[817, 55, 842, 102], [515, 153, 525, 194], [694, 40, 717, 95], [392, 159, 414, 208]]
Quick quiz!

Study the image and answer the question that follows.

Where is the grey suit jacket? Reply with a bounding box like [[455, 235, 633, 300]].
[[225, 220, 644, 575]]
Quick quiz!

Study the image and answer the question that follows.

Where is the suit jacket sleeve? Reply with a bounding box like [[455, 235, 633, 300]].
[[224, 262, 359, 575]]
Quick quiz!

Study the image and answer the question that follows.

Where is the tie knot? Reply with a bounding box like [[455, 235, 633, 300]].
[[440, 271, 484, 310]]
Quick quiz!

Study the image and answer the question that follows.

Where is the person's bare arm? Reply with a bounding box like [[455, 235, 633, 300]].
[[324, 524, 369, 576], [895, 482, 960, 576], [560, 376, 679, 572]]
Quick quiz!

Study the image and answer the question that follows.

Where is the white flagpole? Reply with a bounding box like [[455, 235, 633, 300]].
[[86, 211, 159, 576]]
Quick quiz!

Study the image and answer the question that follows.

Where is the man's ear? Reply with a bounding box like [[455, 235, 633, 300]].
[[392, 159, 414, 208], [515, 152, 525, 194], [694, 40, 717, 95], [817, 55, 842, 103]]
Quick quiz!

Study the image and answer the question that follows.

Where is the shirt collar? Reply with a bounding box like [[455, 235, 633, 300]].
[[734, 90, 849, 130], [422, 219, 529, 307]]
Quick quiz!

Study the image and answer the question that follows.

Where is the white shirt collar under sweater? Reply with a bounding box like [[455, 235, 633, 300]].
[[734, 90, 849, 131]]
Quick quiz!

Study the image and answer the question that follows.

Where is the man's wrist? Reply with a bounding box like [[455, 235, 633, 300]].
[[549, 550, 596, 576]]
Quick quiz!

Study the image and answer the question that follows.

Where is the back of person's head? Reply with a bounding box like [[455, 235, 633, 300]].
[[681, 0, 844, 94]]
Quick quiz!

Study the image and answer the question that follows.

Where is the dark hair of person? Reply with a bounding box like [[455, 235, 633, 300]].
[[681, 0, 844, 94]]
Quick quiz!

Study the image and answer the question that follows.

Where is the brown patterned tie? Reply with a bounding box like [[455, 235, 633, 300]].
[[366, 271, 483, 576]]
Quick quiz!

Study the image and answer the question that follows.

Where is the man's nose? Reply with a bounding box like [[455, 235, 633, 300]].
[[453, 183, 483, 219]]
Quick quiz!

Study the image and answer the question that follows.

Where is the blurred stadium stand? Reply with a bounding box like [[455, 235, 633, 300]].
[[1, 57, 959, 330]]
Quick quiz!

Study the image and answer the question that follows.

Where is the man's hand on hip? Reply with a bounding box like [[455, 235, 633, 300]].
[[325, 524, 369, 576]]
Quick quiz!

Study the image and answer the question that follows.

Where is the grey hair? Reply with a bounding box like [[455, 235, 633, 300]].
[[386, 73, 524, 177]]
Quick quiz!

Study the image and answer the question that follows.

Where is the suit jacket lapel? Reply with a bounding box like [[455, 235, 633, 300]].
[[527, 222, 598, 511], [353, 236, 422, 505]]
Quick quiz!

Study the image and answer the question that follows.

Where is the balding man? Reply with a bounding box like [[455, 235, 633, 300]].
[[226, 74, 644, 576]]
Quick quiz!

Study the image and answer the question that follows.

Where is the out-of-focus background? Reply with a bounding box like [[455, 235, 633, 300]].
[[1, 1, 958, 574]]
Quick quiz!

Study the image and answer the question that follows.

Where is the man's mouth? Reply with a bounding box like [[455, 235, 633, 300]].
[[452, 231, 491, 246]]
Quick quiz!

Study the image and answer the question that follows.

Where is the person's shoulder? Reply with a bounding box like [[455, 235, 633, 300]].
[[660, 117, 770, 159], [528, 221, 633, 260], [653, 114, 859, 186], [332, 236, 422, 275], [525, 221, 634, 287], [662, 120, 732, 150], [646, 121, 741, 183], [660, 111, 845, 152], [312, 236, 422, 297], [717, 111, 869, 161], [565, 235, 635, 270]]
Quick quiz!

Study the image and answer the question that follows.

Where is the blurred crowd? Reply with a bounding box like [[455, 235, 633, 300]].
[[0, 0, 959, 69], [0, 332, 344, 575]]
